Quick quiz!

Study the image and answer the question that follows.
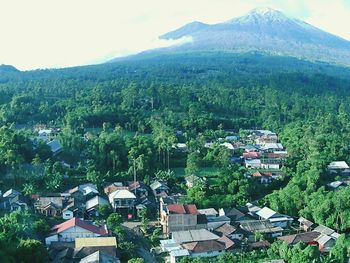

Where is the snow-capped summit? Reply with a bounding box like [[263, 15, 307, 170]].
[[157, 7, 350, 66], [227, 7, 290, 24]]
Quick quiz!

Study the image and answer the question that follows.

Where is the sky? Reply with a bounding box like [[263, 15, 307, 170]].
[[0, 0, 349, 70]]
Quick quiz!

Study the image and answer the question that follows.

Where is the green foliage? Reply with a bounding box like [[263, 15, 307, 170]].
[[98, 204, 112, 219], [17, 239, 48, 263], [185, 151, 201, 175]]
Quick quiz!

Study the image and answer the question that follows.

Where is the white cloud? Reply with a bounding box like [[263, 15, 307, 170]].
[[0, 0, 349, 70]]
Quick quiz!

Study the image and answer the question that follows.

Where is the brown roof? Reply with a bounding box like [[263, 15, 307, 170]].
[[298, 217, 314, 228], [252, 171, 272, 177], [214, 223, 237, 236], [249, 240, 270, 249], [217, 235, 235, 249], [167, 204, 198, 215], [278, 231, 320, 245], [104, 184, 128, 195], [128, 181, 147, 191], [182, 240, 226, 253]]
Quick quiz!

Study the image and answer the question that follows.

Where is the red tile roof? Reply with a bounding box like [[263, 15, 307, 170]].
[[51, 217, 109, 235], [243, 152, 260, 159], [278, 231, 320, 245], [252, 171, 272, 177], [167, 204, 198, 215]]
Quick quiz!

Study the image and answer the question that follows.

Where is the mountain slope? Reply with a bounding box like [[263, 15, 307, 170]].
[[155, 8, 350, 66]]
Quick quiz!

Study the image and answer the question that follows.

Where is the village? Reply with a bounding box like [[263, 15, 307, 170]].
[[0, 127, 348, 263]]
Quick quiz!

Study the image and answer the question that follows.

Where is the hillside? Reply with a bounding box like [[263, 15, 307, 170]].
[[134, 7, 350, 66]]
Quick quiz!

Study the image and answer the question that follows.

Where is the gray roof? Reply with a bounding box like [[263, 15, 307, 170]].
[[328, 161, 349, 169], [207, 215, 231, 223], [47, 139, 62, 153], [256, 207, 277, 219], [239, 220, 283, 234], [172, 229, 219, 244], [86, 196, 109, 210], [170, 249, 190, 257], [314, 225, 336, 236], [198, 208, 218, 216], [150, 181, 169, 191], [79, 250, 120, 263]]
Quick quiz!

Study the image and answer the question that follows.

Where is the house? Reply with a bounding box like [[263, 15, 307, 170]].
[[161, 229, 234, 263], [104, 182, 128, 195], [239, 220, 283, 241], [245, 159, 261, 169], [128, 181, 149, 199], [218, 207, 246, 223], [244, 144, 260, 152], [198, 208, 218, 219], [327, 181, 346, 190], [45, 217, 109, 245], [279, 225, 339, 253], [86, 196, 110, 217], [256, 207, 293, 228], [108, 189, 136, 212], [75, 236, 116, 247], [268, 151, 288, 159], [214, 223, 244, 240], [313, 225, 338, 236], [1, 189, 28, 211], [261, 143, 284, 152], [79, 251, 120, 263], [173, 143, 188, 152], [49, 236, 118, 262], [243, 152, 260, 159], [34, 194, 66, 217], [185, 175, 203, 188], [47, 139, 63, 155], [160, 203, 206, 235], [315, 234, 337, 253], [220, 142, 235, 150], [207, 216, 231, 230], [38, 129, 52, 137], [69, 183, 99, 201], [327, 161, 350, 174], [298, 217, 314, 232], [278, 231, 320, 245], [260, 159, 281, 170], [63, 198, 85, 219], [249, 240, 270, 250], [250, 171, 274, 184], [150, 181, 170, 198]]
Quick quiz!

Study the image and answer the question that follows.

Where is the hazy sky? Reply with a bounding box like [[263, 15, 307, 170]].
[[0, 0, 349, 70]]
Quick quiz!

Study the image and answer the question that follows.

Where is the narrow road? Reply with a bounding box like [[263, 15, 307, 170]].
[[122, 222, 158, 263]]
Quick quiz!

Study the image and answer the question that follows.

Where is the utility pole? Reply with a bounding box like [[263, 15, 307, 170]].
[[133, 158, 137, 195]]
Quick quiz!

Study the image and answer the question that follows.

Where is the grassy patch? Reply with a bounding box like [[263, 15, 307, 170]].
[[171, 166, 220, 178]]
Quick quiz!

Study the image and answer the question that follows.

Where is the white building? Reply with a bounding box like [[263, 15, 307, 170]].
[[45, 217, 109, 245]]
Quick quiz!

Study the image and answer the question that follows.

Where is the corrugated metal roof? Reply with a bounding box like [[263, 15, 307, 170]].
[[75, 237, 117, 248], [256, 207, 277, 219], [172, 229, 219, 244], [86, 196, 109, 210], [108, 189, 136, 202]]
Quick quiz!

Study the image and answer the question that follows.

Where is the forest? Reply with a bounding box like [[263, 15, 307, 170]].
[[1, 51, 350, 262]]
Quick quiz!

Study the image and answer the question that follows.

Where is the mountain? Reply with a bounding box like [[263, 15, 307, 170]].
[[143, 7, 350, 66], [0, 64, 20, 73]]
